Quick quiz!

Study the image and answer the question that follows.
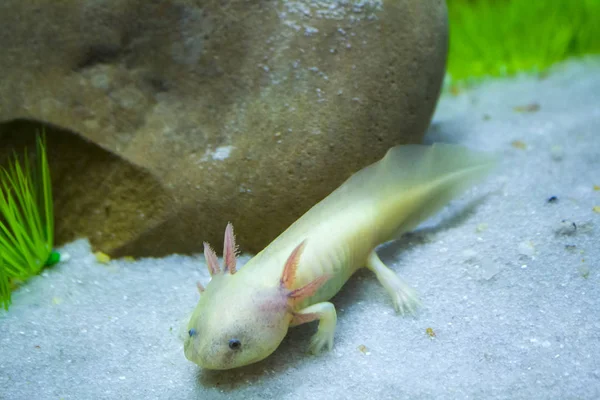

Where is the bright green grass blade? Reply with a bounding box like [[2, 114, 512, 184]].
[[0, 171, 36, 271], [0, 209, 36, 278], [15, 157, 46, 261], [0, 201, 31, 273], [0, 169, 40, 270], [6, 159, 44, 253], [0, 255, 11, 311], [38, 132, 54, 252]]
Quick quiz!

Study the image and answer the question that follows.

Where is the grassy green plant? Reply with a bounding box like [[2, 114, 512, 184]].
[[447, 0, 600, 82], [0, 255, 9, 310], [0, 132, 55, 310]]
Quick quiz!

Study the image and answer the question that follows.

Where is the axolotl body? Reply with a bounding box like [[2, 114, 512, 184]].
[[184, 143, 496, 370]]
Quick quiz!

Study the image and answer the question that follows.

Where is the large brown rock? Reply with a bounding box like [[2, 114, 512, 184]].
[[0, 0, 448, 257]]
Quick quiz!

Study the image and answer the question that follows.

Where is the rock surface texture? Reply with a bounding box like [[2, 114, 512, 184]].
[[0, 0, 449, 257]]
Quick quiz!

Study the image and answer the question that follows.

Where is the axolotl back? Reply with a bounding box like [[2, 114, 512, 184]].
[[184, 143, 497, 370]]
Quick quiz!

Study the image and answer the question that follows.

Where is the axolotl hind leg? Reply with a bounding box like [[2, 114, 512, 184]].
[[287, 249, 418, 356], [366, 250, 421, 315]]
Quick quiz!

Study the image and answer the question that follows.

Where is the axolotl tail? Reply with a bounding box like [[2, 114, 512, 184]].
[[337, 142, 498, 246]]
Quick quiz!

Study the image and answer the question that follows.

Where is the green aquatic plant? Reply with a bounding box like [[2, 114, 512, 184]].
[[447, 0, 600, 82], [0, 133, 57, 310], [0, 255, 9, 310]]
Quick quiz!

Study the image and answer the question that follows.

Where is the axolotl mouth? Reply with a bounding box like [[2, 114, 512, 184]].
[[183, 347, 234, 370]]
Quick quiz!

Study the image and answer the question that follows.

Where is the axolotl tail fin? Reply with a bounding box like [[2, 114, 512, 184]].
[[346, 142, 498, 244]]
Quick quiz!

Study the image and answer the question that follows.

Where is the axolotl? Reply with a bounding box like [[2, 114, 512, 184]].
[[184, 143, 496, 370]]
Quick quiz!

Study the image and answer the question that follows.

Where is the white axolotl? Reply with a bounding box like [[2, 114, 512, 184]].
[[184, 143, 496, 370]]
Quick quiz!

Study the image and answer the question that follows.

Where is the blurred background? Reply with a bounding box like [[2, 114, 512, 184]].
[[447, 0, 600, 83]]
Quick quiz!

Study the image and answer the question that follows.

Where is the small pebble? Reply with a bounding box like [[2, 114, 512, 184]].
[[578, 265, 590, 279], [480, 260, 501, 280], [513, 103, 540, 113], [518, 241, 536, 257], [94, 252, 111, 264], [550, 145, 564, 161], [511, 140, 527, 150], [476, 223, 488, 233], [555, 220, 577, 236], [462, 249, 478, 263]]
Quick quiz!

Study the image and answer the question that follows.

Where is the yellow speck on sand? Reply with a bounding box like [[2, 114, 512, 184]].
[[52, 297, 63, 305], [511, 140, 527, 150], [593, 206, 600, 214], [594, 185, 600, 191], [513, 103, 540, 113], [450, 85, 462, 96], [357, 344, 370, 355], [95, 251, 111, 264], [476, 223, 488, 233], [9, 278, 23, 291], [426, 327, 436, 338]]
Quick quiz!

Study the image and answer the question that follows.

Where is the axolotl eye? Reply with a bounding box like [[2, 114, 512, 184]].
[[188, 328, 197, 337], [228, 339, 241, 350]]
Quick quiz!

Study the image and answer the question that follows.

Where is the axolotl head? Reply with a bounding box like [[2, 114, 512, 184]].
[[184, 223, 323, 370], [183, 273, 292, 370]]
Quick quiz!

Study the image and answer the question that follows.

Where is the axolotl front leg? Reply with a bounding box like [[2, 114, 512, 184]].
[[286, 244, 420, 355], [291, 302, 338, 354], [277, 240, 339, 354]]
